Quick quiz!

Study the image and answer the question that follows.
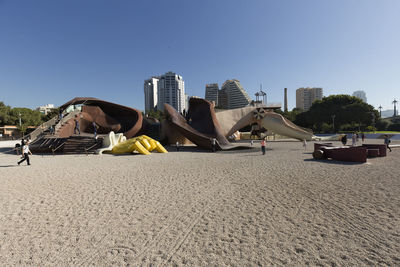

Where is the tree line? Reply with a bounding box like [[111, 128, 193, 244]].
[[0, 101, 59, 133], [279, 95, 399, 132]]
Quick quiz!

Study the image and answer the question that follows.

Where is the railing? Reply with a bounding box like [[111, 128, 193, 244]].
[[0, 136, 16, 141], [52, 141, 66, 156], [85, 141, 100, 156], [54, 109, 81, 133], [22, 116, 58, 141]]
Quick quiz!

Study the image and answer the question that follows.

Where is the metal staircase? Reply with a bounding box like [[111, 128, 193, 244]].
[[62, 136, 103, 154]]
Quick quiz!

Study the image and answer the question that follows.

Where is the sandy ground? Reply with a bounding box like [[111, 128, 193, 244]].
[[0, 140, 399, 266]]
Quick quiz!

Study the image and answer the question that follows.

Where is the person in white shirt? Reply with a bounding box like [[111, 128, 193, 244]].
[[302, 139, 307, 150], [17, 140, 32, 166], [351, 132, 357, 146]]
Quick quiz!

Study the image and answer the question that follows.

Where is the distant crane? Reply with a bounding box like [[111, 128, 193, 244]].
[[393, 99, 398, 117]]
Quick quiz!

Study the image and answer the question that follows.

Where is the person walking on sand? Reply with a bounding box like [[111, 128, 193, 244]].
[[18, 140, 32, 166], [384, 135, 392, 152], [351, 132, 357, 146], [261, 138, 266, 155], [341, 135, 347, 146], [74, 116, 81, 135], [250, 139, 254, 146], [176, 141, 180, 151], [302, 139, 307, 150], [211, 137, 216, 152], [18, 139, 26, 158]]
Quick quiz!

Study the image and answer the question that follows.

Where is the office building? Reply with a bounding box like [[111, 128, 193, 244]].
[[144, 77, 159, 112], [205, 83, 219, 105], [157, 71, 186, 113], [352, 90, 367, 102], [204, 79, 251, 109], [296, 87, 323, 111], [220, 79, 252, 109]]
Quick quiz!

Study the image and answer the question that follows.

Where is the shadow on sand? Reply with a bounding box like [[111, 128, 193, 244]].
[[0, 165, 17, 168], [0, 147, 17, 154]]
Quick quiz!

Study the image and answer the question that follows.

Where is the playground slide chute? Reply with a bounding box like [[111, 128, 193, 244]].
[[216, 107, 315, 141], [260, 112, 345, 141], [260, 112, 314, 141]]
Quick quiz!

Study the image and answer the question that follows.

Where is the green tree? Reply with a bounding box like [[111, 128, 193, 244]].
[[145, 110, 165, 121], [293, 95, 378, 132], [0, 102, 12, 125], [279, 108, 303, 122], [9, 108, 42, 126], [42, 108, 60, 122]]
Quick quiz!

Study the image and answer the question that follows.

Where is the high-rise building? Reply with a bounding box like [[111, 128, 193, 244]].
[[296, 87, 323, 111], [203, 79, 251, 109], [352, 90, 367, 102], [205, 83, 219, 105], [217, 87, 228, 109], [157, 71, 186, 113], [144, 77, 159, 112], [220, 79, 252, 109]]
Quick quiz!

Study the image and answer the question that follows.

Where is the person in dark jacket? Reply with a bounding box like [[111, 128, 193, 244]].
[[341, 135, 347, 145], [384, 135, 392, 152]]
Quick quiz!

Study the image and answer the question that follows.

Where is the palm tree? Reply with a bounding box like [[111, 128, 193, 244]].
[[378, 105, 382, 117], [393, 99, 398, 117]]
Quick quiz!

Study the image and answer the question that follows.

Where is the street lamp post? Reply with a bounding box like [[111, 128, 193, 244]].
[[378, 105, 382, 117], [331, 114, 336, 133]]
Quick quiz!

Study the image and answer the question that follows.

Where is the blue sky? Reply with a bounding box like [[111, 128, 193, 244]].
[[0, 0, 399, 111]]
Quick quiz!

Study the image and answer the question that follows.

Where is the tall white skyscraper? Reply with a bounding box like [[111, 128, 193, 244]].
[[296, 87, 323, 111], [352, 90, 367, 102], [157, 71, 186, 113], [144, 77, 159, 112]]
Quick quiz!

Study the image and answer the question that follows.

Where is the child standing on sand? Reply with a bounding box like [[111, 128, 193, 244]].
[[302, 139, 307, 150], [261, 138, 266, 155]]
